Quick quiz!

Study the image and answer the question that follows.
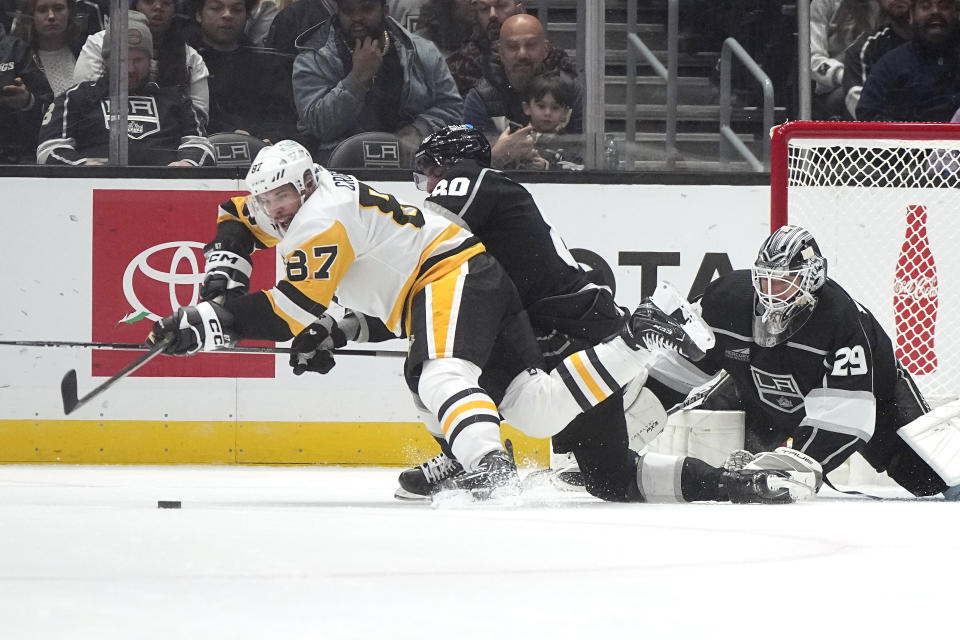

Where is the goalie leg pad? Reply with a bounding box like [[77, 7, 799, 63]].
[[624, 384, 668, 452], [897, 401, 960, 487]]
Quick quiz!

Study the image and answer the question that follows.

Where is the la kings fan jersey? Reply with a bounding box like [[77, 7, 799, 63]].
[[215, 169, 482, 339], [424, 159, 591, 306], [698, 270, 901, 468]]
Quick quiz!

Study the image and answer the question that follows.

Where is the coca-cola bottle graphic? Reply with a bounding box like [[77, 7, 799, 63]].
[[894, 205, 939, 374]]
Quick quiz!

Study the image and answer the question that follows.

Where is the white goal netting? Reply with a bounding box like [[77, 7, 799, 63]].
[[772, 122, 960, 408]]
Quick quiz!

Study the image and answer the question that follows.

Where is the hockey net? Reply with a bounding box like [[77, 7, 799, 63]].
[[771, 121, 960, 409]]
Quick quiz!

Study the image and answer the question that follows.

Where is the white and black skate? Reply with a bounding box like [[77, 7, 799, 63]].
[[394, 453, 464, 501], [719, 468, 794, 504], [433, 450, 520, 502], [621, 300, 708, 361]]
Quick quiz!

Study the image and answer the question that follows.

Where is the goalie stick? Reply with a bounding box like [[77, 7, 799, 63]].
[[0, 339, 405, 358]]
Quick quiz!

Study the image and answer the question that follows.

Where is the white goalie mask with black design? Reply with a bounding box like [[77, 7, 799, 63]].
[[751, 225, 828, 347], [244, 140, 322, 240]]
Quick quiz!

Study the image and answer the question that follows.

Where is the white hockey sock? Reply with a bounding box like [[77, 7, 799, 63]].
[[637, 453, 686, 503], [418, 358, 504, 472]]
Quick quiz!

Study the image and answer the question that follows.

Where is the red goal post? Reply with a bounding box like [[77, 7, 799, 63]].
[[770, 121, 960, 406]]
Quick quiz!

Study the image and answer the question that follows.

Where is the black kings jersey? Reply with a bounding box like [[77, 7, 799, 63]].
[[423, 159, 590, 306], [699, 270, 900, 466]]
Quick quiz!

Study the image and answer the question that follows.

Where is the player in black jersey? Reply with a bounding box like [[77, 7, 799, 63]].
[[387, 124, 823, 504], [679, 225, 959, 499]]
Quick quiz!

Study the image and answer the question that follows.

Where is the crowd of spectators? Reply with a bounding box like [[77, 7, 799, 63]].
[[6, 0, 960, 169], [1, 0, 589, 168]]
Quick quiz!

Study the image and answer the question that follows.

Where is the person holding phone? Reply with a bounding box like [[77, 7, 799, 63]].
[[1, 29, 54, 163]]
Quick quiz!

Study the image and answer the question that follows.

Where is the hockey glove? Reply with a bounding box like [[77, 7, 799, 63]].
[[289, 315, 348, 375], [146, 301, 235, 356], [199, 248, 253, 304]]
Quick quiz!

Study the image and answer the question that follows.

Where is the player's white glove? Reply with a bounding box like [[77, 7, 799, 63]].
[[199, 248, 252, 304], [147, 301, 234, 356]]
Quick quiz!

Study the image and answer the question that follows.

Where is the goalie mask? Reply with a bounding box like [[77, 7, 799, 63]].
[[413, 124, 491, 191], [751, 225, 828, 347], [244, 140, 321, 239]]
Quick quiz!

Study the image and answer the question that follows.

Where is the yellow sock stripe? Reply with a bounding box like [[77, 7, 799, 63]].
[[441, 400, 499, 436], [569, 352, 608, 404]]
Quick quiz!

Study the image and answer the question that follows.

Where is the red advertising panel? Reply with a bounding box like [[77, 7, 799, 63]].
[[92, 189, 277, 378]]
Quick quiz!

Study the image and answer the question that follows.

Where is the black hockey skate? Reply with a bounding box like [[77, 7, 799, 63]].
[[620, 299, 709, 361], [395, 453, 464, 501], [435, 450, 520, 501], [719, 468, 794, 504]]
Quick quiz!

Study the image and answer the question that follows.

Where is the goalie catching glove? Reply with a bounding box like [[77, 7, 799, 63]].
[[146, 301, 235, 356], [722, 447, 824, 504], [289, 314, 348, 375]]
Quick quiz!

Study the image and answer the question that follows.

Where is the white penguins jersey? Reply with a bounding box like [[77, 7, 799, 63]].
[[233, 170, 484, 338]]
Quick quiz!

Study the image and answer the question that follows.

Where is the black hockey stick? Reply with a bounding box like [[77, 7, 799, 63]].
[[61, 336, 172, 415], [0, 339, 404, 358]]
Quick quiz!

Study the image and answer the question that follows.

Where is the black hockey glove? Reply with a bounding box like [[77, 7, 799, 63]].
[[146, 301, 235, 356], [289, 315, 348, 375], [199, 248, 253, 304]]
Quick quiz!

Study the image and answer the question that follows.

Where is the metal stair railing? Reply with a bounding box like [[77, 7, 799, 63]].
[[718, 37, 774, 172], [625, 0, 678, 169]]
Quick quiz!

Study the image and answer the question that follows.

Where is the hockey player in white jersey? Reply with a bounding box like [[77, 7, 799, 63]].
[[145, 139, 710, 498]]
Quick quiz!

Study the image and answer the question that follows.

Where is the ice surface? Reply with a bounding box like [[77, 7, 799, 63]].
[[0, 465, 956, 639]]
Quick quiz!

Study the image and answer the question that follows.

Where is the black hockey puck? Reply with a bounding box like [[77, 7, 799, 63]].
[[157, 500, 181, 509]]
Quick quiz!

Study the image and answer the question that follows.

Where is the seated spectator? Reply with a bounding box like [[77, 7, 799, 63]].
[[386, 0, 425, 32], [811, 0, 881, 120], [74, 0, 210, 123], [245, 0, 277, 45], [520, 70, 581, 170], [1, 27, 53, 163], [444, 0, 522, 94], [843, 0, 911, 118], [292, 0, 461, 162], [857, 0, 960, 122], [37, 10, 215, 165], [12, 0, 85, 97], [265, 0, 334, 54], [194, 0, 298, 141], [463, 13, 580, 169], [415, 0, 475, 57]]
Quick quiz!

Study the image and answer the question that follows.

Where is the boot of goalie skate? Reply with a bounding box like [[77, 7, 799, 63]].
[[395, 453, 464, 501], [436, 450, 520, 500], [620, 299, 709, 361], [719, 468, 794, 504]]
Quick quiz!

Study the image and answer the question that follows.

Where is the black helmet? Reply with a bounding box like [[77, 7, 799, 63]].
[[414, 124, 491, 173], [751, 225, 828, 346]]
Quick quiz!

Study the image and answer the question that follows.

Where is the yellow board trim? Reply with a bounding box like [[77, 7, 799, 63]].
[[0, 420, 548, 467]]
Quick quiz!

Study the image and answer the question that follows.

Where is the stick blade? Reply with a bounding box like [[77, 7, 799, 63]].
[[61, 369, 79, 415]]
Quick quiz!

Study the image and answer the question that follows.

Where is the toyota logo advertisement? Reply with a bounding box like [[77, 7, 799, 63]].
[[91, 189, 278, 379]]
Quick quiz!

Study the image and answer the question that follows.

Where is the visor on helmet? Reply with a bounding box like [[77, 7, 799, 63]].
[[246, 183, 304, 237]]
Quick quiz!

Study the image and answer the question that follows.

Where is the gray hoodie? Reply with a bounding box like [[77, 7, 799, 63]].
[[293, 16, 462, 148]]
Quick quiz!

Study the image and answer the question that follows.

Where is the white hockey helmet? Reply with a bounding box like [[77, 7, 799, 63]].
[[244, 140, 320, 239], [751, 225, 828, 346]]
